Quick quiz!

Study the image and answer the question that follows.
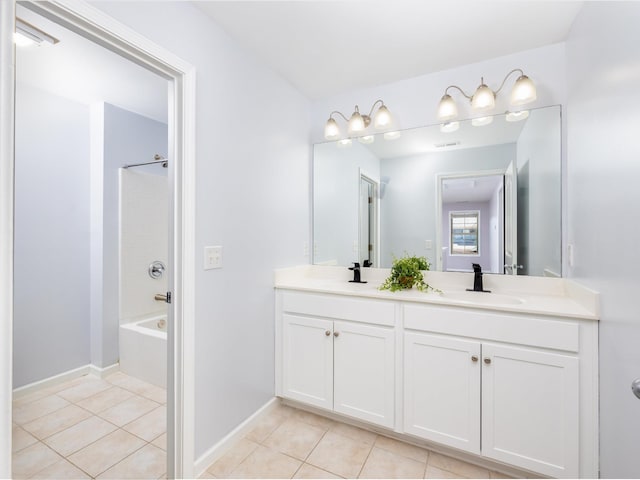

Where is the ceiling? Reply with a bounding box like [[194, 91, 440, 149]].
[[442, 175, 503, 203], [194, 1, 584, 100]]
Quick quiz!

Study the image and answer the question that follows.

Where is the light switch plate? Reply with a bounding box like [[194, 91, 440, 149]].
[[425, 240, 433, 250], [204, 246, 223, 270]]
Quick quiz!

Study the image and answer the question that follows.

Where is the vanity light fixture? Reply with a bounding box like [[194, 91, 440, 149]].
[[440, 121, 460, 133], [505, 110, 530, 122], [358, 135, 375, 145], [336, 138, 353, 148], [471, 116, 493, 127], [324, 99, 393, 140], [384, 131, 402, 141], [436, 69, 536, 122], [15, 18, 59, 46]]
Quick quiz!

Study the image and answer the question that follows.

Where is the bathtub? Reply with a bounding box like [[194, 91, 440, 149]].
[[119, 315, 167, 388]]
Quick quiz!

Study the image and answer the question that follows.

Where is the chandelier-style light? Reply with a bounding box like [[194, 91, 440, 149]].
[[324, 100, 393, 140], [436, 69, 536, 125]]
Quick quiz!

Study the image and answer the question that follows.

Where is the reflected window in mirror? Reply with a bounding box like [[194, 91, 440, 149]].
[[451, 212, 479, 255]]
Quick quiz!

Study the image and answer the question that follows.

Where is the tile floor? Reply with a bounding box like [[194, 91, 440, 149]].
[[12, 372, 166, 479], [201, 403, 514, 479]]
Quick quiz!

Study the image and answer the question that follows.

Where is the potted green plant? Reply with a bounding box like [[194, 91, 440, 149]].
[[379, 254, 439, 292]]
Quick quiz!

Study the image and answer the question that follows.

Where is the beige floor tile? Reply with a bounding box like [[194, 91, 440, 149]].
[[96, 443, 166, 479], [374, 435, 430, 463], [207, 438, 260, 477], [12, 390, 49, 408], [44, 415, 118, 457], [271, 402, 296, 418], [264, 418, 326, 460], [425, 465, 465, 479], [22, 404, 92, 440], [134, 383, 166, 404], [106, 372, 165, 402], [294, 463, 342, 479], [12, 395, 69, 425], [30, 458, 91, 479], [76, 386, 135, 413], [306, 431, 373, 478], [359, 446, 426, 479], [57, 378, 112, 403], [329, 422, 377, 445], [152, 432, 167, 451], [123, 405, 166, 442], [428, 453, 491, 479], [489, 470, 515, 479], [290, 409, 335, 430], [68, 429, 146, 477], [98, 395, 160, 427], [11, 442, 61, 478], [244, 411, 287, 443], [12, 425, 38, 453], [229, 445, 302, 479]]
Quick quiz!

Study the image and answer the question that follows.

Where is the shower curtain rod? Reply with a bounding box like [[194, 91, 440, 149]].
[[122, 159, 168, 169]]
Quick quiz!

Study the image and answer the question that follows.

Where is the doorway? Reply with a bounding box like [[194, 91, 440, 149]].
[[1, 1, 196, 477], [359, 173, 379, 267]]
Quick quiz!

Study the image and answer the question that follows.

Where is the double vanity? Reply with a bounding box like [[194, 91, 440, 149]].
[[274, 266, 599, 478]]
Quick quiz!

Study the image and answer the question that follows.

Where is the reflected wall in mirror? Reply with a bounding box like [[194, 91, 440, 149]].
[[313, 105, 561, 277]]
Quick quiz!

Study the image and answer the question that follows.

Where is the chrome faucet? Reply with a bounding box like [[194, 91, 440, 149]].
[[348, 262, 367, 284], [467, 263, 491, 293]]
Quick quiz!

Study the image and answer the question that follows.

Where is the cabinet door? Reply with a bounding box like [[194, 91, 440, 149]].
[[481, 344, 579, 478], [404, 332, 481, 454], [333, 321, 395, 428], [282, 314, 333, 410]]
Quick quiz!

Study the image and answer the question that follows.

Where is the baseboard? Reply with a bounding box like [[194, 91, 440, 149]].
[[89, 363, 120, 378], [194, 397, 279, 477], [13, 363, 120, 399]]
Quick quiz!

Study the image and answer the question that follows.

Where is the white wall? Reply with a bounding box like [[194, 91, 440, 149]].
[[379, 144, 515, 267], [91, 2, 311, 459], [516, 107, 562, 276], [91, 102, 168, 368], [313, 142, 380, 266], [13, 83, 91, 387], [566, 3, 640, 477], [120, 170, 168, 321]]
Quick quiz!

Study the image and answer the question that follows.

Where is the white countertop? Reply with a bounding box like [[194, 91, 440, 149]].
[[274, 265, 599, 320]]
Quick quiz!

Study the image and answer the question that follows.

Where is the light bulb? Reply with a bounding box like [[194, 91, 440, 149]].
[[358, 135, 375, 144], [510, 75, 537, 106], [373, 105, 391, 129], [440, 121, 460, 133], [348, 110, 366, 135], [324, 118, 340, 140], [437, 94, 458, 121], [505, 110, 529, 122], [336, 138, 352, 148], [471, 83, 495, 112], [471, 116, 493, 127]]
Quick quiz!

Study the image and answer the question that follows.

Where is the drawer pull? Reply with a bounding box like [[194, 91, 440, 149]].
[[471, 355, 478, 362], [334, 331, 340, 337], [484, 358, 492, 365], [325, 330, 331, 336]]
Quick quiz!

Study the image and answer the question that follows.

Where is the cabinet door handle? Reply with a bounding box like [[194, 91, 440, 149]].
[[325, 330, 331, 336], [471, 355, 478, 362], [484, 358, 492, 365], [334, 331, 340, 337]]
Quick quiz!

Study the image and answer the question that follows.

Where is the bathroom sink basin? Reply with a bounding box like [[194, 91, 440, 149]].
[[440, 291, 524, 305]]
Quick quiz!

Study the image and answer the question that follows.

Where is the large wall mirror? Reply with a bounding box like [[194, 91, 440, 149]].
[[313, 105, 561, 277]]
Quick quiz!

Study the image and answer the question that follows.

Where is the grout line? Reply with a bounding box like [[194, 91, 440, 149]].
[[355, 440, 375, 479]]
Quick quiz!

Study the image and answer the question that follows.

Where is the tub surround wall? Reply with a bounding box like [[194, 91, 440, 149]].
[[120, 170, 168, 322], [13, 83, 91, 388]]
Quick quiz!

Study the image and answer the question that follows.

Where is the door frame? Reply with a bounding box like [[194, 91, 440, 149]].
[[358, 169, 380, 267], [435, 169, 505, 272], [0, 1, 196, 477]]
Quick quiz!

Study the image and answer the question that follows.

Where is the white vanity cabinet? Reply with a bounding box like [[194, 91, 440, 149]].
[[403, 304, 587, 478], [278, 291, 396, 428]]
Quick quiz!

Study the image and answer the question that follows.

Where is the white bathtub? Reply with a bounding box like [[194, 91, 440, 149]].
[[119, 315, 167, 388]]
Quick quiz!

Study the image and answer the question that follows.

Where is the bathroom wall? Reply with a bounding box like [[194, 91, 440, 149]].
[[441, 201, 492, 272], [13, 83, 91, 387], [90, 102, 168, 368], [566, 2, 640, 477], [91, 1, 311, 460], [120, 170, 168, 321], [314, 142, 380, 266], [379, 144, 515, 267]]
